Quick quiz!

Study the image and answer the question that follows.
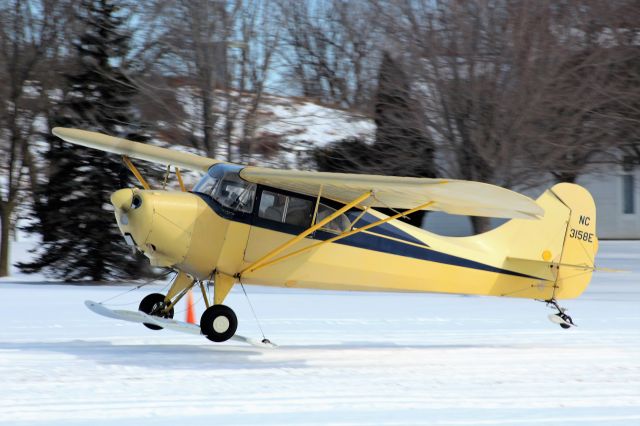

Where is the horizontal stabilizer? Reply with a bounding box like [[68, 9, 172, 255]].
[[503, 257, 558, 282], [506, 257, 625, 273]]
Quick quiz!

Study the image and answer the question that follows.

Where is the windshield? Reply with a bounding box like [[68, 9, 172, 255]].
[[193, 164, 256, 213]]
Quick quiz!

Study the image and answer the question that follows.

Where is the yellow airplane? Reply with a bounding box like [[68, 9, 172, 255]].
[[54, 127, 598, 344]]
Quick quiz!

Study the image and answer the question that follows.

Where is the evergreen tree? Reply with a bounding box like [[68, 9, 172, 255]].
[[314, 52, 436, 227], [313, 137, 376, 173], [19, 0, 150, 281], [373, 52, 436, 179]]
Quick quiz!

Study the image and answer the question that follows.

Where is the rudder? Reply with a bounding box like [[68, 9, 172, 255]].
[[550, 183, 598, 299]]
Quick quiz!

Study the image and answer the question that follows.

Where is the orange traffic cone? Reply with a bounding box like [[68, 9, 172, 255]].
[[186, 290, 196, 324]]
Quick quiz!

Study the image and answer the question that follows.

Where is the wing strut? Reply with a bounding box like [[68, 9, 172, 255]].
[[123, 156, 189, 192], [241, 200, 434, 276], [122, 155, 151, 190], [176, 167, 186, 192], [239, 191, 373, 276]]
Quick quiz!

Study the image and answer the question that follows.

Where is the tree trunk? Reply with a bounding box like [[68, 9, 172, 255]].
[[201, 89, 216, 157], [553, 172, 577, 183], [470, 216, 492, 235], [0, 203, 13, 277]]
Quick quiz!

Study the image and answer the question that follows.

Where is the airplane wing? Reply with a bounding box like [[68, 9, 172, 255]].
[[52, 128, 543, 219], [52, 127, 219, 172], [240, 167, 544, 219]]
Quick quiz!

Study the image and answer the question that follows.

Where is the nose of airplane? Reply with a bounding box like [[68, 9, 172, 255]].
[[110, 189, 201, 267], [111, 188, 134, 212]]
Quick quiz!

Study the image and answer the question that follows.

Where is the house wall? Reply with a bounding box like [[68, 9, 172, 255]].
[[579, 167, 640, 239]]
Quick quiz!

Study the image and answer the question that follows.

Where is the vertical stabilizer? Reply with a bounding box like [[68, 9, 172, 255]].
[[471, 183, 597, 300]]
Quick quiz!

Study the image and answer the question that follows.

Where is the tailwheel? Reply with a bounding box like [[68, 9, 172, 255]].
[[139, 293, 174, 330], [545, 299, 576, 329], [200, 304, 238, 342]]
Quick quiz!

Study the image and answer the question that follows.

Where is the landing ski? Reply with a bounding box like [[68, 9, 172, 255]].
[[85, 300, 152, 323], [85, 300, 276, 348]]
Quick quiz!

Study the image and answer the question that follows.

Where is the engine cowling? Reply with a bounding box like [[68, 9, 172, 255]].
[[111, 188, 224, 276]]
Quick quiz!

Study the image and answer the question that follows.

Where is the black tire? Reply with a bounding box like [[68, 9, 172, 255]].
[[559, 313, 573, 329], [200, 305, 238, 342], [139, 293, 174, 330]]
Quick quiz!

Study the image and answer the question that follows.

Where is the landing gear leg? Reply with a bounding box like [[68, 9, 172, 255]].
[[546, 299, 576, 329]]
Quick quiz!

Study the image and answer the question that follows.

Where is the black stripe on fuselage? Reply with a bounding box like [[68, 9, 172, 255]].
[[314, 230, 541, 280]]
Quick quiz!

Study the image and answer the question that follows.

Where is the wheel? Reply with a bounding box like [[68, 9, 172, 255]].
[[200, 305, 238, 342], [139, 293, 174, 330], [558, 313, 572, 329]]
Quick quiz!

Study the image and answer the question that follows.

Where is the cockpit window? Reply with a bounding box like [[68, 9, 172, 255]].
[[315, 203, 351, 233], [258, 190, 314, 227], [193, 164, 256, 213]]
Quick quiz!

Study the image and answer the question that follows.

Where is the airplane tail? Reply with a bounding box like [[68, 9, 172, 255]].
[[475, 183, 598, 299]]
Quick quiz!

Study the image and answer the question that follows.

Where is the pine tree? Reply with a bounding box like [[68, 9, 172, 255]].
[[19, 0, 150, 282], [373, 52, 436, 179]]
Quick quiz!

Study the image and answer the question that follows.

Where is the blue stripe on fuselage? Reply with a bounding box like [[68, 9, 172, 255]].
[[313, 229, 540, 280], [345, 211, 428, 246]]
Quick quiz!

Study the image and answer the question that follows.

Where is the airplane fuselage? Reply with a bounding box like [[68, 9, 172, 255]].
[[110, 164, 574, 301]]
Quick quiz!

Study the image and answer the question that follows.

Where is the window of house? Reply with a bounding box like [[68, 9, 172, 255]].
[[623, 174, 635, 214], [258, 190, 314, 227]]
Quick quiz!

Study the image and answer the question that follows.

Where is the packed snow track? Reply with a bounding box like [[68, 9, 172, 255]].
[[1, 241, 639, 425]]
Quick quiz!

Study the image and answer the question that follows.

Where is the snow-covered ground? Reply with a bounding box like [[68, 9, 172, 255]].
[[1, 241, 639, 425]]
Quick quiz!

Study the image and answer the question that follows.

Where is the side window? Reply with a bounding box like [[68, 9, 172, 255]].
[[315, 203, 351, 233], [258, 190, 314, 228], [259, 191, 285, 222], [285, 197, 313, 227], [623, 174, 635, 214]]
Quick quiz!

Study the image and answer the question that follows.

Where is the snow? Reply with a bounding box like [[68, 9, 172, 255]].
[[260, 98, 375, 147], [168, 87, 374, 167], [1, 241, 640, 425]]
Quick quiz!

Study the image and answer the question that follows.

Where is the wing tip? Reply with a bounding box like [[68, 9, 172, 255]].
[[51, 126, 68, 138]]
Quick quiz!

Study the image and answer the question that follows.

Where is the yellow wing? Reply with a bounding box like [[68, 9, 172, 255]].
[[240, 167, 544, 219], [53, 128, 543, 219], [52, 127, 218, 172]]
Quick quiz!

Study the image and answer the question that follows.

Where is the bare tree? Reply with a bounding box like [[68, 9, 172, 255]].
[[178, 0, 235, 157], [0, 0, 70, 277], [131, 0, 280, 164], [277, 0, 380, 110], [372, 0, 639, 232], [233, 0, 281, 161]]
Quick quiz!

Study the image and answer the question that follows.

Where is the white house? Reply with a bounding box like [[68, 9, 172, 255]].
[[578, 166, 638, 239]]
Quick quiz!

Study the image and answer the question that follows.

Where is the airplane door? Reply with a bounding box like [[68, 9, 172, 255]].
[[244, 188, 316, 263]]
